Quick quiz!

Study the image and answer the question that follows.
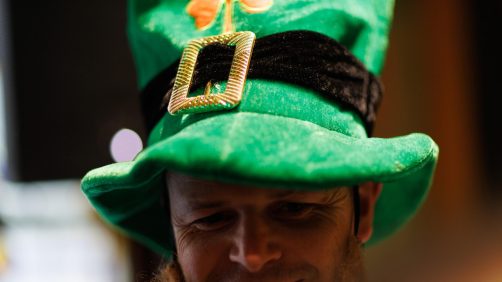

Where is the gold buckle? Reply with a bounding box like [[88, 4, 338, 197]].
[[168, 31, 256, 115]]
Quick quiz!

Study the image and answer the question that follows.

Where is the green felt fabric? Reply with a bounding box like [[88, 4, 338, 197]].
[[82, 79, 439, 256], [128, 0, 395, 88], [148, 79, 369, 146]]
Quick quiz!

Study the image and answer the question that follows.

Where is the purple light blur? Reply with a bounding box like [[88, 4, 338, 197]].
[[109, 129, 143, 162]]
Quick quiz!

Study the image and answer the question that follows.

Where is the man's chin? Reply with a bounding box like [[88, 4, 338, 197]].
[[206, 262, 318, 282]]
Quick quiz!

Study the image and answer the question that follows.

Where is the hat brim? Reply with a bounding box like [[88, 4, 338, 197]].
[[82, 111, 438, 256]]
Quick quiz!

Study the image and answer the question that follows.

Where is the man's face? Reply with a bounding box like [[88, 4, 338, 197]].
[[166, 172, 376, 282]]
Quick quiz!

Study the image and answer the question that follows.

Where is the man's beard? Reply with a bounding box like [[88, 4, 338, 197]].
[[333, 235, 366, 282], [153, 236, 365, 282]]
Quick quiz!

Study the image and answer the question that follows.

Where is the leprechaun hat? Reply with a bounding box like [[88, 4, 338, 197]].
[[82, 0, 438, 257]]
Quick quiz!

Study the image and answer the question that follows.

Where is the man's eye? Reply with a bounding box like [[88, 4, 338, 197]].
[[192, 212, 235, 231], [272, 202, 316, 220]]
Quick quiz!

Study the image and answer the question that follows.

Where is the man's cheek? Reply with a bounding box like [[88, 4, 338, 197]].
[[177, 234, 230, 281]]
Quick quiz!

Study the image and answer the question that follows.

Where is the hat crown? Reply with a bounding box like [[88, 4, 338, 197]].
[[148, 79, 368, 147], [129, 0, 395, 88]]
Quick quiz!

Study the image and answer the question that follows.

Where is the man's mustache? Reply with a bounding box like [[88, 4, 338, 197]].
[[207, 264, 318, 282]]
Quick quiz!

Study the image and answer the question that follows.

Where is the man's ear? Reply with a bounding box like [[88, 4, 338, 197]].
[[355, 182, 383, 243]]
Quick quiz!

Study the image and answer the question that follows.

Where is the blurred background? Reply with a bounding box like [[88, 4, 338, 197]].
[[0, 0, 501, 281]]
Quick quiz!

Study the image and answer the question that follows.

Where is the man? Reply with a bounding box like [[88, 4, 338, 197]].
[[82, 0, 438, 281], [157, 172, 381, 281]]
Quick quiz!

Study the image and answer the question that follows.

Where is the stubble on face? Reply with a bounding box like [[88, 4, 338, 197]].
[[205, 236, 365, 282], [153, 237, 365, 282], [333, 235, 366, 282]]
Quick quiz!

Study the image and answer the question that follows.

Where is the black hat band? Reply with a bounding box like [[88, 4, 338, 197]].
[[141, 30, 383, 135]]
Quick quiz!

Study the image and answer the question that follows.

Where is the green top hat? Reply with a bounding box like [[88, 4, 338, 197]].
[[82, 0, 438, 257]]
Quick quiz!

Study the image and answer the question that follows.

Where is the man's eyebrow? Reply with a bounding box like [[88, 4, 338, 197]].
[[186, 200, 227, 210], [270, 190, 302, 198], [270, 188, 346, 201]]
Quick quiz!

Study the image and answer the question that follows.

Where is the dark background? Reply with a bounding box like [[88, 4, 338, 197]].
[[2, 0, 501, 192], [1, 0, 144, 181], [2, 0, 502, 281], [472, 1, 502, 199]]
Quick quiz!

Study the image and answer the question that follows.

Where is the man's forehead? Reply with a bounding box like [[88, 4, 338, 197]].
[[166, 171, 348, 201], [168, 172, 293, 196]]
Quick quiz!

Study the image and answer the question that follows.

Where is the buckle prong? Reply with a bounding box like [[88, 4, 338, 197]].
[[203, 81, 213, 98]]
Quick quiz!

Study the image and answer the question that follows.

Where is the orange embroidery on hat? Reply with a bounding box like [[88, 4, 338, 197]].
[[239, 0, 273, 13], [186, 0, 273, 33]]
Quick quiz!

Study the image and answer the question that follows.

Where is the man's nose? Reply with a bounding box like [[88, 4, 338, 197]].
[[228, 213, 282, 272]]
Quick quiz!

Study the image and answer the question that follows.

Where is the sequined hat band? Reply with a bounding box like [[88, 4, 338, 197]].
[[141, 30, 383, 135]]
